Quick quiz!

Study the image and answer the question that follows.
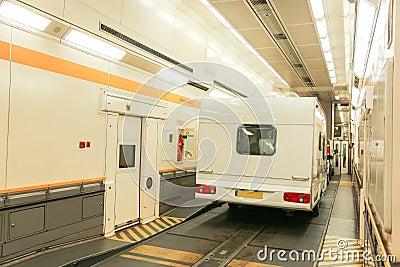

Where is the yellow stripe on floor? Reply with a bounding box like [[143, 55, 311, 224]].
[[227, 259, 281, 267], [155, 218, 170, 228], [149, 221, 163, 231], [119, 232, 131, 243], [126, 229, 141, 241], [162, 216, 177, 226], [142, 224, 157, 235], [109, 216, 186, 244], [339, 181, 356, 186], [121, 254, 190, 267], [135, 226, 150, 238], [318, 236, 366, 266], [129, 244, 203, 264]]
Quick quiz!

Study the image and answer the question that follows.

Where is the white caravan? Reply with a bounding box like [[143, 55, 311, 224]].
[[196, 97, 327, 216]]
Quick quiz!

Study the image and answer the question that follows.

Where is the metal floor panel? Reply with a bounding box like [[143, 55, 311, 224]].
[[99, 177, 340, 267], [250, 223, 326, 252], [11, 239, 130, 267], [164, 199, 210, 218], [229, 246, 315, 267], [98, 233, 220, 266]]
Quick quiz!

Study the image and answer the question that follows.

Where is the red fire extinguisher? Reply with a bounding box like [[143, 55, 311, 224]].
[[177, 134, 184, 161]]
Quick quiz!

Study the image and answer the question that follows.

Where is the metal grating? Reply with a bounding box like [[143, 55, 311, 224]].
[[100, 23, 193, 73], [246, 0, 315, 87]]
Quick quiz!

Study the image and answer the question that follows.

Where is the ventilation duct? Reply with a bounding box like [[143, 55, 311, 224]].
[[246, 0, 315, 87], [187, 81, 209, 92], [213, 80, 248, 98], [100, 23, 193, 73]]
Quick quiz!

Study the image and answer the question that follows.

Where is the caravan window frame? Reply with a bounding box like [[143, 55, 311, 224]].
[[236, 124, 277, 156]]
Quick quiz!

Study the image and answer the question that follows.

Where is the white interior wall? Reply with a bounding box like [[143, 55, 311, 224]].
[[0, 24, 11, 190], [391, 0, 400, 257]]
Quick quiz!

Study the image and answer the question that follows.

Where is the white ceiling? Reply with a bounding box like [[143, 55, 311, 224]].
[[204, 0, 351, 101]]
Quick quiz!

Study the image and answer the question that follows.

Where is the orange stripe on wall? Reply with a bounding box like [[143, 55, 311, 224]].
[[5, 42, 201, 108], [11, 44, 109, 86], [0, 40, 10, 61]]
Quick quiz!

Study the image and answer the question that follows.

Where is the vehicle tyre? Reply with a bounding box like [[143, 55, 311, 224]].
[[311, 203, 320, 217], [228, 203, 238, 208]]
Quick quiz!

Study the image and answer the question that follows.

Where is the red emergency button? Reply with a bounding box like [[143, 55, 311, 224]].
[[79, 142, 86, 149], [86, 141, 91, 148]]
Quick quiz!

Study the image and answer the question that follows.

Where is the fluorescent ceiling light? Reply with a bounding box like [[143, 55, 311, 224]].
[[209, 89, 235, 99], [230, 29, 247, 44], [315, 19, 328, 38], [310, 0, 336, 84], [310, 0, 325, 20], [245, 44, 259, 56], [64, 29, 126, 60], [327, 61, 335, 71], [353, 0, 376, 78], [320, 37, 331, 52], [157, 68, 189, 85], [324, 50, 333, 62], [0, 1, 51, 31]]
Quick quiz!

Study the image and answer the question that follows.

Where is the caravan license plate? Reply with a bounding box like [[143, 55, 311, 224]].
[[235, 190, 263, 199]]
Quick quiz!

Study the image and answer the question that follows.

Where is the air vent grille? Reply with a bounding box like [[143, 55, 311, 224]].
[[187, 81, 209, 92], [213, 80, 248, 98], [100, 23, 193, 73], [247, 0, 315, 87]]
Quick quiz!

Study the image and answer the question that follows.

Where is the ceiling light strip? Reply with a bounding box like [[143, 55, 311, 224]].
[[64, 29, 126, 60], [0, 1, 51, 31], [310, 0, 336, 84], [199, 0, 288, 86]]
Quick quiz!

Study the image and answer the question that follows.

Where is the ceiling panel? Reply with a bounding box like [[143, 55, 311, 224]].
[[204, 0, 347, 99], [256, 47, 286, 61], [303, 59, 327, 71], [297, 44, 324, 60], [238, 28, 276, 48], [314, 79, 332, 87], [270, 0, 314, 25], [213, 1, 260, 29], [286, 24, 319, 46], [280, 71, 304, 87], [268, 61, 294, 72], [311, 70, 330, 80]]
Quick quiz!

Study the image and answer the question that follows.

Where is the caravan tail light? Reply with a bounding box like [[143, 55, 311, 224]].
[[283, 192, 310, 203], [196, 184, 216, 194]]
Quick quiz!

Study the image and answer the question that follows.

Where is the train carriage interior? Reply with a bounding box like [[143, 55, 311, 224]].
[[0, 0, 399, 266]]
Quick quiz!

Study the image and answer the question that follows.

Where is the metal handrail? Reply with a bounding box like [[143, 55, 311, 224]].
[[353, 164, 363, 188], [364, 196, 391, 267]]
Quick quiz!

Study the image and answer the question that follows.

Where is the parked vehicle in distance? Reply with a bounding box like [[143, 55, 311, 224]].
[[196, 97, 328, 216]]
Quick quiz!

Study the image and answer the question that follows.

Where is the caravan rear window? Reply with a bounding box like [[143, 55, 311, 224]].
[[237, 125, 276, 156]]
